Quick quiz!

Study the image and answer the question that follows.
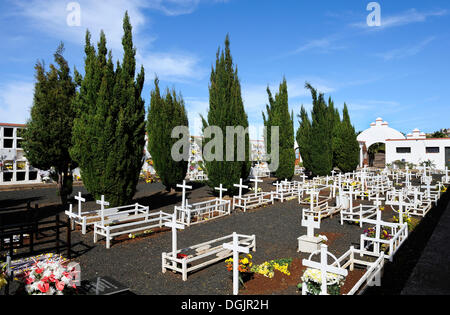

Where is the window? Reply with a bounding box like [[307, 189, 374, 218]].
[[426, 147, 440, 154], [3, 128, 13, 137], [3, 139, 13, 148], [16, 139, 23, 149], [396, 147, 411, 154]]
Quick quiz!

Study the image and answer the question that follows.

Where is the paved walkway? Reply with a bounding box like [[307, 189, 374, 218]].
[[402, 190, 450, 295]]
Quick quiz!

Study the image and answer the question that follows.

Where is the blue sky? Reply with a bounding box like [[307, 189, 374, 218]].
[[0, 0, 449, 139]]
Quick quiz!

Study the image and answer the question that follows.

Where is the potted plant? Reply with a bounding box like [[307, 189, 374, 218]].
[[299, 268, 345, 295], [225, 254, 254, 287]]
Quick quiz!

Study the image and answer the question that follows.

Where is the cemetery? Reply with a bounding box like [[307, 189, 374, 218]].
[[1, 2, 450, 300]]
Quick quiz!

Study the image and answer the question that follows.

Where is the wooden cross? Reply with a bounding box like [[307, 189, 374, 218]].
[[250, 176, 263, 196], [177, 180, 192, 210], [165, 212, 185, 268], [302, 213, 320, 238], [273, 181, 281, 193], [302, 244, 348, 295], [222, 232, 250, 295], [234, 178, 248, 199], [75, 192, 85, 216], [215, 184, 227, 201], [331, 170, 336, 177]]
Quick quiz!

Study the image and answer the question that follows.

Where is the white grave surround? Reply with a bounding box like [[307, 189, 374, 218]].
[[333, 246, 385, 295], [404, 188, 432, 217], [92, 197, 172, 249], [359, 211, 408, 262], [162, 233, 256, 282], [271, 179, 301, 203], [340, 187, 377, 227], [298, 213, 322, 254], [174, 184, 231, 227], [301, 244, 348, 296], [298, 185, 331, 206], [232, 177, 274, 212]]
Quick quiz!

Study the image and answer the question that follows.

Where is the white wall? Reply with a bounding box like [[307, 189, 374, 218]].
[[386, 138, 450, 170]]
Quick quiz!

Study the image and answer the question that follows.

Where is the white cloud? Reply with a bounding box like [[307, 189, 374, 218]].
[[0, 81, 34, 124], [374, 37, 436, 61], [352, 8, 448, 30], [12, 0, 210, 81]]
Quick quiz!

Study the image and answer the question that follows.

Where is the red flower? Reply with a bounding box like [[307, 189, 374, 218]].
[[37, 282, 50, 293], [55, 280, 65, 291]]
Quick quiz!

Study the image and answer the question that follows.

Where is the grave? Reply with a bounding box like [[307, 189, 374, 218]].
[[298, 214, 322, 253]]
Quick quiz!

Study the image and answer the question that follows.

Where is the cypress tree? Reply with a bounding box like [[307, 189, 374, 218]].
[[335, 104, 360, 173], [147, 78, 189, 191], [201, 35, 250, 194], [71, 12, 145, 206], [263, 78, 295, 180], [296, 105, 312, 174], [306, 83, 333, 176], [22, 43, 77, 205]]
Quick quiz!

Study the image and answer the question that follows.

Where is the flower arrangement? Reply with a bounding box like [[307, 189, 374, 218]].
[[16, 259, 78, 295], [251, 258, 292, 279], [225, 254, 254, 286], [250, 187, 262, 193], [441, 186, 447, 193], [300, 268, 345, 295], [225, 254, 253, 273], [364, 227, 392, 240]]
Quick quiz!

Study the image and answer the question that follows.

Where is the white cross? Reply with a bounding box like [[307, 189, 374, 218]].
[[222, 232, 250, 295], [273, 181, 281, 193], [250, 176, 263, 196], [165, 212, 185, 268], [75, 192, 85, 216], [372, 193, 383, 208], [234, 179, 248, 199], [302, 213, 320, 238], [362, 211, 384, 254], [331, 170, 336, 177], [215, 184, 227, 201], [306, 189, 319, 211], [177, 180, 192, 210], [96, 195, 110, 226], [302, 244, 348, 295], [96, 195, 109, 211], [300, 174, 307, 183]]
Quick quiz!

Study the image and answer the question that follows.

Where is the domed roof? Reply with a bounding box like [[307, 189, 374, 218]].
[[357, 118, 405, 148]]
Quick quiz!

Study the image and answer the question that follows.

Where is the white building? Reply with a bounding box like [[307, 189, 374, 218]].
[[386, 128, 450, 170], [0, 123, 41, 185], [357, 118, 450, 170]]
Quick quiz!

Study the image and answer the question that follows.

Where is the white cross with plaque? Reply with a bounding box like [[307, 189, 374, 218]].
[[302, 213, 320, 238], [222, 232, 249, 295], [96, 195, 110, 225], [302, 244, 348, 295]]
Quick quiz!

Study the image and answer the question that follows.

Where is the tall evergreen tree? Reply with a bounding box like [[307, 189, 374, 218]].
[[201, 35, 250, 194], [296, 105, 312, 173], [263, 78, 295, 180], [306, 83, 333, 176], [335, 104, 360, 173], [22, 43, 77, 205], [147, 78, 189, 191], [71, 12, 145, 206]]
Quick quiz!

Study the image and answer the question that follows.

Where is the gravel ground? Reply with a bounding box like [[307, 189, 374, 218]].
[[1, 174, 447, 295]]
